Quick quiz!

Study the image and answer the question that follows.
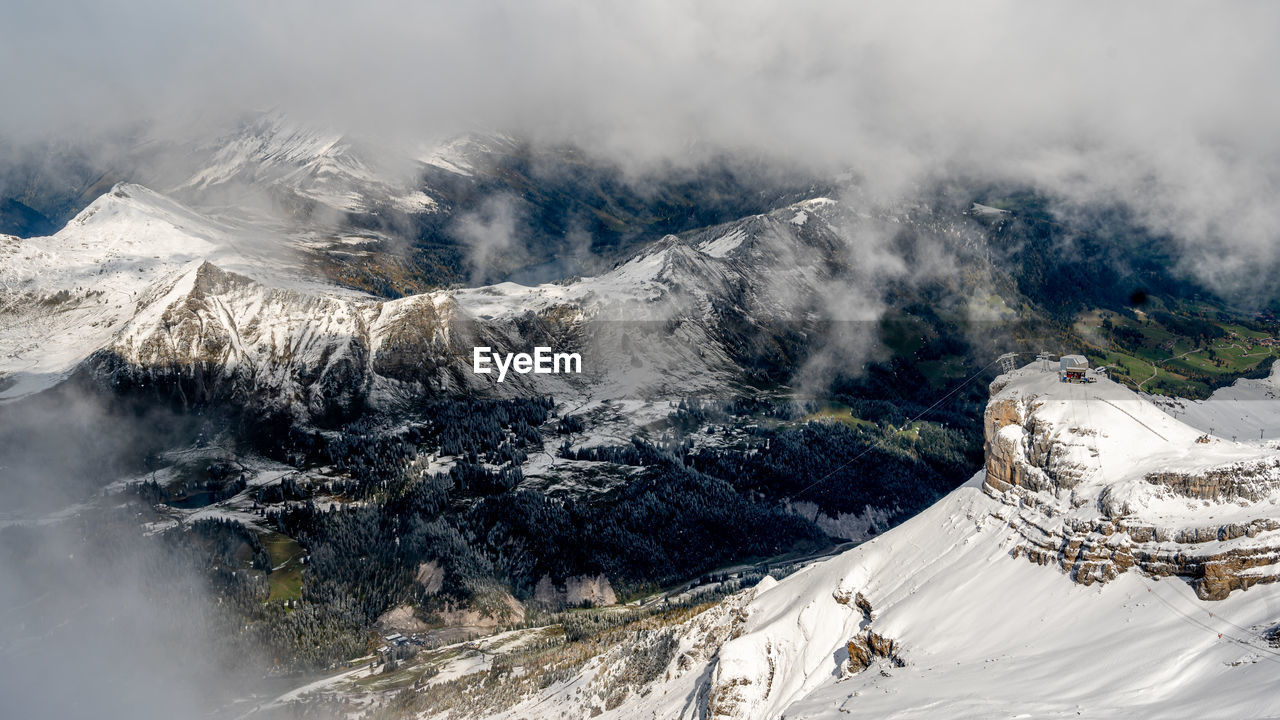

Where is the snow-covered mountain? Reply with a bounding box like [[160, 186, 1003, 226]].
[[1, 184, 247, 398], [985, 365, 1280, 599], [173, 112, 439, 217], [454, 364, 1280, 719], [418, 131, 520, 178], [1, 182, 894, 422], [0, 184, 366, 399]]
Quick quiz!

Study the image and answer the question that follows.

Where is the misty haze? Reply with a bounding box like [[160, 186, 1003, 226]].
[[4, 2, 1280, 719]]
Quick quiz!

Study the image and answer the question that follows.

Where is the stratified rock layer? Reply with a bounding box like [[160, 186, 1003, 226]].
[[984, 367, 1280, 599]]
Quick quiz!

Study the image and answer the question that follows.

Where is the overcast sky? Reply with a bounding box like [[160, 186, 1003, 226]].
[[3, 1, 1279, 293], [4, 2, 1276, 159]]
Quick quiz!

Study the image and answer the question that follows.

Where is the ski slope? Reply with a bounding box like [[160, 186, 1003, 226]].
[[772, 474, 1280, 720]]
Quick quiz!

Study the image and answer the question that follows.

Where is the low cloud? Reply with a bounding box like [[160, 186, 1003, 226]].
[[451, 194, 524, 284], [0, 522, 253, 720], [0, 1, 1277, 296], [0, 384, 265, 719]]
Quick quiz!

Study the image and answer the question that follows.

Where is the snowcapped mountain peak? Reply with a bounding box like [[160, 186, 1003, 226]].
[[419, 131, 520, 177], [178, 112, 347, 192], [605, 234, 722, 286], [65, 182, 230, 244], [0, 182, 336, 401], [0, 183, 239, 398], [171, 110, 438, 216]]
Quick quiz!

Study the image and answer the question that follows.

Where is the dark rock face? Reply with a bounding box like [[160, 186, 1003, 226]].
[[841, 594, 903, 674], [846, 630, 905, 673]]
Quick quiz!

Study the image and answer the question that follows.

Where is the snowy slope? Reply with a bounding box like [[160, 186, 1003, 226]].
[[476, 364, 1280, 720], [418, 132, 519, 177], [443, 197, 884, 401], [3, 183, 868, 417], [447, 237, 742, 399], [175, 112, 437, 215], [754, 475, 1280, 720], [1150, 361, 1280, 442], [0, 185, 240, 397]]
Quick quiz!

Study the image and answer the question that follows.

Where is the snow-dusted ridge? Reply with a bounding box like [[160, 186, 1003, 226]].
[[174, 111, 439, 215], [1, 183, 859, 415]]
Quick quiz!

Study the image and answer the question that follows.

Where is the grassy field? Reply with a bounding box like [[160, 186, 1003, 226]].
[[802, 402, 875, 429], [263, 532, 306, 603], [798, 405, 936, 449], [1073, 308, 1278, 397], [895, 420, 927, 441]]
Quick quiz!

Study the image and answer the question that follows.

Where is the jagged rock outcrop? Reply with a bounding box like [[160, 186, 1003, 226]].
[[83, 260, 583, 423], [984, 366, 1280, 599], [836, 592, 903, 674], [845, 630, 904, 673], [533, 573, 618, 608], [1144, 462, 1280, 503], [95, 262, 373, 421]]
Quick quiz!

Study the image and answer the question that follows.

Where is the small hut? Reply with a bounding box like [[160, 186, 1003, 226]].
[[1059, 355, 1089, 383]]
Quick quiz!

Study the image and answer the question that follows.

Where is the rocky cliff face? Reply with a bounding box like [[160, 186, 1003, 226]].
[[85, 260, 582, 423], [983, 367, 1280, 599], [533, 574, 618, 608]]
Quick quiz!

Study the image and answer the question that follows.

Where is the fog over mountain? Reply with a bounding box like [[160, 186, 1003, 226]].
[[3, 1, 1279, 297]]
